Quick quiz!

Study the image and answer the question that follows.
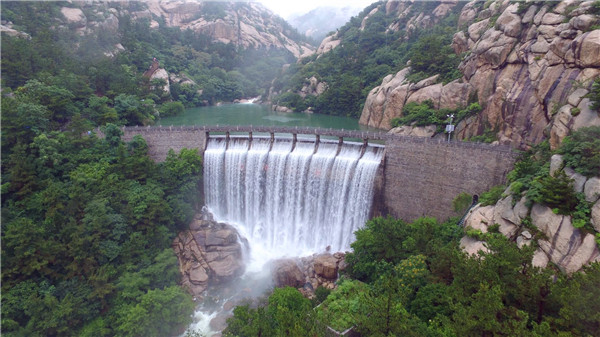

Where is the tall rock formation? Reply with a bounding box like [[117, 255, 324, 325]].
[[359, 0, 600, 150]]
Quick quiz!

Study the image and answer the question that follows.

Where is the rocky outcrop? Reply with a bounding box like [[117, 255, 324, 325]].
[[0, 22, 31, 39], [315, 34, 341, 56], [270, 252, 345, 298], [360, 0, 600, 151], [144, 1, 315, 58], [299, 76, 328, 97], [359, 69, 473, 129], [461, 154, 600, 274], [173, 214, 247, 298], [143, 59, 170, 94]]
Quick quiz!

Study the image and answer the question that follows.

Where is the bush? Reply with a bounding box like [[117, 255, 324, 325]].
[[559, 126, 600, 177], [453, 192, 473, 214], [527, 171, 577, 214], [159, 101, 185, 117], [479, 185, 505, 206]]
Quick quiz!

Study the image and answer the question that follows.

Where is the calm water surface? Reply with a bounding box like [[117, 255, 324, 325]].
[[158, 103, 381, 132]]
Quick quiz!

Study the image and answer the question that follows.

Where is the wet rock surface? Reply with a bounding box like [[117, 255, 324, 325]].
[[173, 212, 247, 299]]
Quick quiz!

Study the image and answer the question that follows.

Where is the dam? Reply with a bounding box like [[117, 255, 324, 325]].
[[117, 125, 516, 224]]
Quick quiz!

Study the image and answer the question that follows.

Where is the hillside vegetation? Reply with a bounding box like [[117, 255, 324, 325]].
[[270, 1, 465, 117]]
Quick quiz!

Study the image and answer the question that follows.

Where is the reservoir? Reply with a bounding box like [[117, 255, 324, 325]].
[[158, 103, 380, 132]]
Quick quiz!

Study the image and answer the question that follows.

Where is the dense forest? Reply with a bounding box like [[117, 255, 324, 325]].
[[271, 1, 465, 117], [0, 2, 218, 335]]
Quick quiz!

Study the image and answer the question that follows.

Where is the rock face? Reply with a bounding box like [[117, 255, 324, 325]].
[[461, 155, 600, 274], [173, 215, 247, 298], [144, 1, 314, 58], [270, 252, 345, 296], [359, 0, 600, 151], [54, 2, 314, 58], [359, 70, 473, 129]]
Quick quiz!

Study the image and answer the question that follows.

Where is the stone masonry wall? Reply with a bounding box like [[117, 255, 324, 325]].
[[380, 137, 517, 221], [121, 126, 206, 161]]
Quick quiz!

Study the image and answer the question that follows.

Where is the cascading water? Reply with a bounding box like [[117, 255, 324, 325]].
[[203, 136, 384, 260], [184, 136, 383, 336]]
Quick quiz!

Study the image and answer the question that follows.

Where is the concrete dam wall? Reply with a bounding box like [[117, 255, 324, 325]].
[[119, 125, 517, 222]]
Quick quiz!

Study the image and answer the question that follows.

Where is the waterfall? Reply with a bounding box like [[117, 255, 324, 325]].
[[203, 136, 383, 257]]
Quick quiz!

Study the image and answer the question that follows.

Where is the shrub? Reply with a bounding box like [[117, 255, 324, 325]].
[[570, 107, 581, 116], [479, 185, 505, 206], [453, 192, 473, 214], [527, 171, 577, 215], [158, 101, 185, 117], [559, 126, 600, 177]]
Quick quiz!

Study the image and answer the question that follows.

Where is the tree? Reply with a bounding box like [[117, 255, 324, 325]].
[[115, 286, 194, 337]]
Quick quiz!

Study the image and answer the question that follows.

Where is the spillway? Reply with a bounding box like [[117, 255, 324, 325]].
[[203, 136, 383, 257]]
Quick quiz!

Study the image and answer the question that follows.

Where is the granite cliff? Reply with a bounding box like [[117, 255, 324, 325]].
[[359, 0, 600, 150]]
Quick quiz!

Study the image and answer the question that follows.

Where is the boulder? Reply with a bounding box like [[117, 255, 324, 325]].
[[61, 7, 87, 28], [564, 167, 588, 193], [570, 14, 598, 31], [173, 216, 246, 298], [567, 88, 589, 107], [314, 254, 339, 279], [584, 177, 600, 203], [316, 34, 341, 55], [463, 205, 495, 233], [533, 5, 549, 25], [468, 19, 490, 41], [453, 31, 469, 54], [573, 98, 600, 131], [495, 4, 521, 38], [150, 68, 170, 94], [550, 105, 574, 150], [271, 259, 305, 288], [460, 236, 489, 255], [532, 249, 549, 268], [531, 203, 564, 239], [574, 31, 600, 68], [532, 204, 600, 274], [521, 4, 538, 24], [541, 13, 565, 25]]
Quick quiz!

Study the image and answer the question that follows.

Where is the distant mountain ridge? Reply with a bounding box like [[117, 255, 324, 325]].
[[287, 6, 366, 41]]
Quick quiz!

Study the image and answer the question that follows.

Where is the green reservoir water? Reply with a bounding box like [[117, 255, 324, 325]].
[[158, 103, 381, 132]]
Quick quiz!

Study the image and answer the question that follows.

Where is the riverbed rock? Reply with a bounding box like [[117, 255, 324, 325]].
[[314, 254, 339, 279], [173, 215, 246, 298], [271, 258, 305, 288]]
